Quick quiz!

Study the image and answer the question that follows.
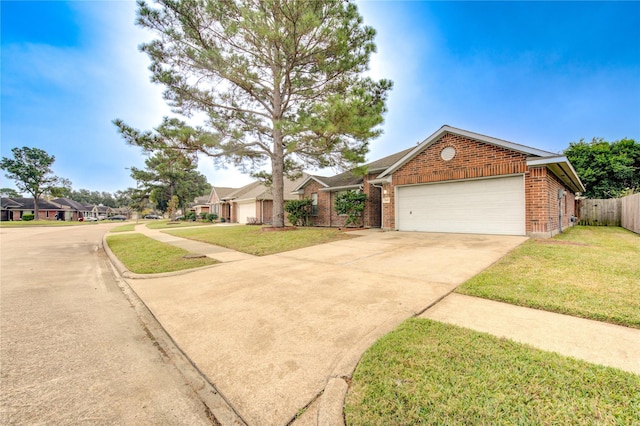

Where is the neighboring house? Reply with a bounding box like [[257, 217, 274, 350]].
[[224, 176, 307, 224], [87, 204, 113, 219], [295, 125, 585, 237], [193, 186, 238, 221], [52, 198, 92, 221], [0, 198, 68, 221], [293, 149, 412, 229], [190, 195, 212, 217]]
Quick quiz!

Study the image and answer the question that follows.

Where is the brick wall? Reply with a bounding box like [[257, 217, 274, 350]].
[[527, 167, 576, 237], [363, 174, 382, 228], [302, 180, 331, 226], [385, 133, 529, 230]]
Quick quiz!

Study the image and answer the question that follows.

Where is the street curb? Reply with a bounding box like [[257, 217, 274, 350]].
[[101, 234, 247, 425], [314, 314, 413, 425], [317, 378, 348, 426]]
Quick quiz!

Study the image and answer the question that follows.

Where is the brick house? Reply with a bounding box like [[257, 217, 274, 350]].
[[295, 125, 585, 237], [0, 198, 69, 221], [223, 176, 307, 224]]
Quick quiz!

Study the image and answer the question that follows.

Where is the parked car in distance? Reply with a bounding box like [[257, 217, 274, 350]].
[[143, 214, 162, 219], [98, 215, 106, 220], [108, 215, 127, 221], [80, 216, 98, 222]]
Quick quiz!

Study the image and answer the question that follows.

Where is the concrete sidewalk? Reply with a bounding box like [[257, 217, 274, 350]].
[[421, 293, 640, 375]]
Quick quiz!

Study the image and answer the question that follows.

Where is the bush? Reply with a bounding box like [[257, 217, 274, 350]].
[[182, 212, 197, 221], [334, 190, 367, 227], [285, 198, 312, 226], [201, 213, 218, 222], [22, 214, 35, 221]]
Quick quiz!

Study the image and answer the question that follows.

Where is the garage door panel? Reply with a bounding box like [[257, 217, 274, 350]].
[[237, 202, 255, 224], [397, 176, 525, 235]]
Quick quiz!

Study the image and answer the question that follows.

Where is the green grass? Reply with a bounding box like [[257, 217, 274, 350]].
[[106, 233, 218, 274], [109, 223, 136, 232], [164, 225, 355, 256], [345, 319, 640, 425], [145, 220, 217, 229], [457, 226, 640, 328]]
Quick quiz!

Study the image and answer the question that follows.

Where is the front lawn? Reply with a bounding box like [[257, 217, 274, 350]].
[[345, 319, 640, 425], [457, 226, 640, 328], [165, 225, 355, 256], [106, 233, 218, 274], [109, 223, 136, 232]]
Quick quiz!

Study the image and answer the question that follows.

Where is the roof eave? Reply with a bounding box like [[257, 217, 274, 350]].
[[319, 184, 361, 192], [527, 156, 586, 193]]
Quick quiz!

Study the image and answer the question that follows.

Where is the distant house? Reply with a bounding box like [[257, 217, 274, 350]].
[[52, 198, 92, 221], [0, 198, 68, 221], [190, 195, 212, 217], [205, 186, 238, 221], [222, 176, 307, 224]]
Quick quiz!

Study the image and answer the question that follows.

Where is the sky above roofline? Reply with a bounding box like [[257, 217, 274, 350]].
[[2, 1, 638, 194]]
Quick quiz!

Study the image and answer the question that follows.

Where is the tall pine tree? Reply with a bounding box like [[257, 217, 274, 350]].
[[119, 0, 391, 227]]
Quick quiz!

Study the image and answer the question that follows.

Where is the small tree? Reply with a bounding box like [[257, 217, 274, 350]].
[[0, 147, 63, 220], [284, 198, 313, 226], [166, 195, 179, 221], [334, 190, 367, 228]]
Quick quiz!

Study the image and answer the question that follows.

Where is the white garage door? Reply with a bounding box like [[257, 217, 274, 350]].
[[236, 202, 256, 224], [397, 175, 525, 235]]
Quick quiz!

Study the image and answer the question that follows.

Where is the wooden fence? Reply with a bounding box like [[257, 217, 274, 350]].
[[577, 193, 640, 234], [621, 193, 640, 234]]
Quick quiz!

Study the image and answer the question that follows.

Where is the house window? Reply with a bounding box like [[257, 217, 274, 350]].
[[311, 193, 318, 216]]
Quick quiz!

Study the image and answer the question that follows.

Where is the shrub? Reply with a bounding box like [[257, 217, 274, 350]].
[[334, 190, 367, 227], [22, 213, 35, 221], [285, 198, 312, 226], [182, 212, 197, 221]]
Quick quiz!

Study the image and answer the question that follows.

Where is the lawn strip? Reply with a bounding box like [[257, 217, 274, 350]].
[[164, 225, 355, 256], [145, 220, 218, 230], [345, 318, 640, 425], [109, 223, 136, 232], [106, 233, 218, 274], [457, 226, 640, 329]]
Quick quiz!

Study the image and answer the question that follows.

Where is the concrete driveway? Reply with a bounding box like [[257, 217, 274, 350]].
[[126, 230, 526, 425]]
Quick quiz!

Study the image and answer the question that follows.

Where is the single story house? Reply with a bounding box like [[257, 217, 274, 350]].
[[190, 195, 212, 217], [294, 125, 585, 237], [199, 186, 237, 221], [224, 176, 307, 224], [0, 198, 69, 221], [52, 198, 92, 221]]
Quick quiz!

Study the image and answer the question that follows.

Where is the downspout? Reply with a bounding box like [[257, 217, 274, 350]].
[[558, 189, 565, 233]]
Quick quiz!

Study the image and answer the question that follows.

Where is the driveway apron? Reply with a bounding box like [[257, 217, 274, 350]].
[[125, 230, 526, 425]]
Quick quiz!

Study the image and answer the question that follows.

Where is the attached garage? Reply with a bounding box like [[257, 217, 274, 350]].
[[396, 175, 526, 235], [235, 201, 256, 224]]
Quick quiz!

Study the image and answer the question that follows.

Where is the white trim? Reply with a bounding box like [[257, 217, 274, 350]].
[[292, 175, 330, 193]]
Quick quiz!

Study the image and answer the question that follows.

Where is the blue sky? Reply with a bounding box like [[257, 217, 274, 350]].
[[2, 1, 639, 194]]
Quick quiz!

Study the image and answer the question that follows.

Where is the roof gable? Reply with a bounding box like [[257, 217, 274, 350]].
[[379, 125, 556, 178]]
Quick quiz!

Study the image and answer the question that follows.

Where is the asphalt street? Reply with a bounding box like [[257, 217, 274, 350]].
[[0, 224, 212, 425]]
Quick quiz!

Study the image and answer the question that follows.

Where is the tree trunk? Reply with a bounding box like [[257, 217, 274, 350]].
[[33, 195, 40, 221], [271, 128, 285, 228]]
